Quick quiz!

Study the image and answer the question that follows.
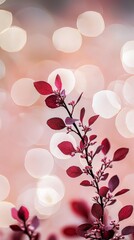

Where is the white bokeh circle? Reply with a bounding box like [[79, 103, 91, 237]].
[[0, 202, 15, 227], [0, 175, 10, 201], [123, 76, 134, 105], [0, 10, 12, 33], [121, 41, 134, 74], [126, 109, 134, 134]]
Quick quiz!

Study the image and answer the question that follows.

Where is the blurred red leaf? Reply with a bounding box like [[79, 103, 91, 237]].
[[89, 134, 97, 141], [91, 203, 102, 219], [80, 180, 91, 187], [66, 166, 83, 178], [115, 189, 129, 197], [65, 117, 78, 125], [103, 229, 114, 239], [34, 81, 53, 95], [62, 226, 77, 237], [118, 205, 133, 221], [71, 200, 89, 220], [76, 223, 92, 237], [88, 115, 99, 126], [99, 186, 109, 197], [31, 216, 40, 230], [94, 145, 103, 155], [58, 141, 76, 155], [47, 234, 57, 240], [55, 74, 62, 91], [34, 233, 40, 240], [107, 199, 116, 206], [122, 226, 134, 235], [113, 148, 129, 161], [47, 118, 66, 130], [80, 107, 85, 123], [18, 206, 29, 221], [108, 175, 119, 192], [10, 225, 22, 232], [75, 92, 83, 106], [101, 138, 110, 155], [11, 208, 20, 222], [45, 95, 58, 108], [101, 173, 109, 181]]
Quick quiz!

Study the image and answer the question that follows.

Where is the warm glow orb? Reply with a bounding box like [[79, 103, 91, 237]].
[[11, 78, 40, 106], [0, 60, 5, 79], [123, 76, 134, 105], [121, 41, 134, 74], [92, 90, 121, 118], [77, 11, 105, 37], [0, 202, 15, 227], [0, 89, 7, 107], [52, 27, 82, 53], [25, 148, 54, 178], [0, 175, 10, 201], [0, 0, 6, 4], [126, 109, 134, 134], [48, 68, 75, 94], [50, 132, 76, 159], [0, 26, 27, 52], [107, 80, 124, 103], [115, 107, 134, 138], [0, 10, 12, 33], [74, 65, 104, 98]]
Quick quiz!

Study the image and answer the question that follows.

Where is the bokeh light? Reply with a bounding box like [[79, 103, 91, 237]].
[[0, 60, 6, 79], [52, 27, 82, 53], [74, 65, 104, 99], [121, 41, 134, 74], [0, 0, 6, 4], [126, 109, 134, 134], [48, 68, 75, 94], [0, 175, 10, 201], [0, 10, 12, 33], [0, 26, 27, 52], [77, 11, 105, 37], [92, 90, 121, 118], [0, 202, 15, 227], [50, 132, 76, 159], [11, 78, 40, 107], [107, 80, 125, 104], [123, 76, 134, 105], [25, 148, 54, 178]]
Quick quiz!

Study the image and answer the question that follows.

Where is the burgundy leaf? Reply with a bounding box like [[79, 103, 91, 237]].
[[31, 216, 40, 229], [65, 117, 78, 125], [55, 74, 62, 91], [34, 81, 53, 95], [101, 173, 109, 181], [75, 92, 83, 106], [99, 186, 109, 197], [103, 230, 114, 239], [113, 148, 129, 161], [118, 205, 133, 221], [108, 175, 119, 192], [80, 180, 91, 187], [62, 226, 77, 237], [47, 234, 57, 240], [83, 135, 88, 145], [80, 107, 85, 123], [71, 200, 89, 220], [34, 233, 40, 240], [66, 166, 83, 178], [80, 140, 84, 150], [107, 199, 116, 206], [11, 208, 20, 222], [91, 203, 102, 219], [76, 223, 92, 237], [101, 138, 110, 155], [47, 118, 66, 130], [122, 226, 134, 235], [58, 141, 76, 155], [18, 206, 29, 221], [45, 95, 58, 108], [115, 189, 129, 197], [10, 225, 22, 232], [88, 115, 99, 126], [89, 135, 97, 141], [94, 145, 103, 155]]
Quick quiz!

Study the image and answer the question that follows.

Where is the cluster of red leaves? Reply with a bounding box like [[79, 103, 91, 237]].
[[33, 76, 134, 239]]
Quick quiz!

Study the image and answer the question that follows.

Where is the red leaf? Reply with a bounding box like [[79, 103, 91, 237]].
[[99, 186, 109, 197], [113, 148, 129, 161], [18, 206, 29, 221], [115, 189, 129, 197], [71, 200, 89, 220], [88, 115, 99, 126], [58, 141, 76, 155], [107, 199, 116, 206], [31, 216, 40, 229], [118, 205, 133, 221], [34, 81, 53, 95], [101, 138, 110, 155], [47, 118, 66, 130], [62, 226, 77, 237], [103, 230, 114, 239], [101, 173, 109, 181], [75, 92, 83, 106], [94, 145, 103, 155], [108, 175, 119, 192], [45, 95, 58, 108], [55, 74, 62, 91], [47, 235, 57, 240], [66, 166, 83, 178], [122, 226, 134, 235], [76, 223, 92, 237], [91, 203, 102, 219], [80, 180, 91, 187], [89, 135, 97, 141], [80, 107, 85, 123], [11, 208, 20, 222], [10, 225, 22, 232], [65, 117, 78, 125], [34, 233, 40, 240]]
